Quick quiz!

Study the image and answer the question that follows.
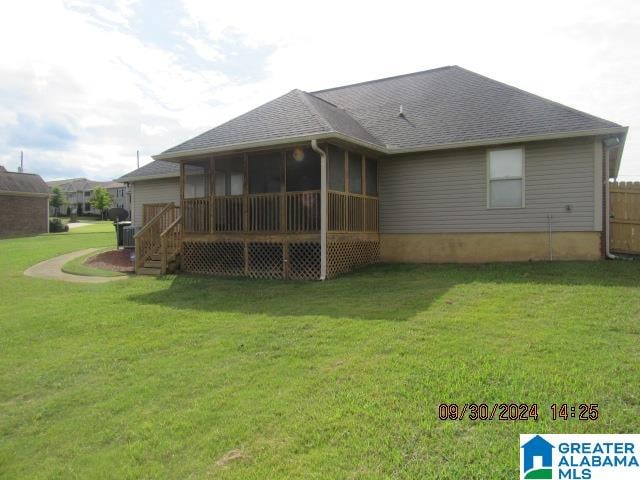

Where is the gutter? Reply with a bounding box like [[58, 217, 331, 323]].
[[152, 127, 628, 162], [310, 139, 327, 280]]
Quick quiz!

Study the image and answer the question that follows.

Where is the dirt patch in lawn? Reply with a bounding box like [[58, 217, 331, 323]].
[[85, 249, 134, 273], [215, 449, 249, 467]]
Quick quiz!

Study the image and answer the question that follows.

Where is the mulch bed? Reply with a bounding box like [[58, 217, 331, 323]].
[[85, 249, 134, 273]]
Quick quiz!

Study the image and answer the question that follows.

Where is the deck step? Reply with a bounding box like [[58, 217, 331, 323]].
[[137, 267, 161, 275], [144, 260, 161, 268]]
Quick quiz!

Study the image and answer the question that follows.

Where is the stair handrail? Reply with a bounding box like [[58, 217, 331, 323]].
[[134, 202, 176, 272], [134, 202, 175, 239], [159, 215, 182, 274]]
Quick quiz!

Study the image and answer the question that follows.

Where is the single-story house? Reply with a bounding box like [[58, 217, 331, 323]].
[[117, 65, 627, 279], [46, 178, 130, 216], [0, 166, 50, 236], [116, 161, 179, 227]]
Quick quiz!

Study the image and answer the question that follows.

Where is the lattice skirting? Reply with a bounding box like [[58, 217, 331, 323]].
[[326, 241, 380, 279], [248, 242, 283, 279], [182, 239, 378, 280], [288, 242, 321, 280], [182, 241, 244, 276]]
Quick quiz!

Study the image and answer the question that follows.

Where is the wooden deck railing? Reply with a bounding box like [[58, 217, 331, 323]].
[[328, 191, 379, 233], [134, 202, 178, 271], [287, 191, 320, 232], [182, 190, 376, 234], [160, 215, 182, 274], [249, 193, 280, 231], [143, 203, 180, 226]]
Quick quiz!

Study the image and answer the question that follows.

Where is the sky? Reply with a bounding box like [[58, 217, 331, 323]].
[[0, 0, 639, 181]]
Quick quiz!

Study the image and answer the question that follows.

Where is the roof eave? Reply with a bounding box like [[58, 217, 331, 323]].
[[153, 127, 628, 162], [613, 129, 628, 179], [0, 190, 50, 198], [152, 132, 387, 161], [116, 172, 179, 183], [387, 126, 629, 155]]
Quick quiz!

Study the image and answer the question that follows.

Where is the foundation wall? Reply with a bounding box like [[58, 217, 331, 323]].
[[380, 231, 602, 263]]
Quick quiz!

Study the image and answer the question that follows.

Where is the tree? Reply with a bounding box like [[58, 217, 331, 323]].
[[50, 187, 64, 216], [89, 187, 113, 220]]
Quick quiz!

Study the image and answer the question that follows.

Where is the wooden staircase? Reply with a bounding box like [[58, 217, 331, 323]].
[[134, 202, 182, 275]]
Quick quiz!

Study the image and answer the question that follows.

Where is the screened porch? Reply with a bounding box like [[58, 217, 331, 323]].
[[136, 143, 381, 280], [180, 145, 379, 235]]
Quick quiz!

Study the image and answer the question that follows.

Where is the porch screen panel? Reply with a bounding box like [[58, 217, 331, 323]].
[[286, 148, 320, 191], [184, 161, 209, 199], [215, 157, 243, 196], [249, 152, 282, 193], [366, 158, 378, 196], [348, 152, 362, 194], [328, 145, 345, 192]]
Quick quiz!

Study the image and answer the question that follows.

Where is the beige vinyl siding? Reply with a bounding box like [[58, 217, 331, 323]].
[[379, 137, 597, 233], [131, 177, 179, 229]]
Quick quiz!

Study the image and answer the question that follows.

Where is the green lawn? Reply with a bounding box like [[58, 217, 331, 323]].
[[0, 226, 639, 479]]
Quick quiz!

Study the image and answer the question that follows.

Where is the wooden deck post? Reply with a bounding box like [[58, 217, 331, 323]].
[[344, 150, 349, 231], [209, 157, 215, 233], [361, 154, 366, 230], [280, 151, 286, 233], [242, 154, 248, 233]]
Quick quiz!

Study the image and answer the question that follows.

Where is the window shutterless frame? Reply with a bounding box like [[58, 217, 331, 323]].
[[486, 146, 525, 209]]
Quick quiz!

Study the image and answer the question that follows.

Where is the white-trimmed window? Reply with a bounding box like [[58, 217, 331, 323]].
[[487, 147, 524, 208]]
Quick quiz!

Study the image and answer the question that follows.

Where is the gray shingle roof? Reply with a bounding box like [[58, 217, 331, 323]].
[[46, 178, 125, 191], [116, 160, 179, 182], [161, 89, 384, 157], [314, 66, 621, 149], [46, 177, 86, 190], [157, 66, 623, 159], [0, 171, 49, 195]]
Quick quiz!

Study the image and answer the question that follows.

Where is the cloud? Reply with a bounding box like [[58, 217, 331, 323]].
[[4, 114, 77, 150], [0, 0, 638, 181]]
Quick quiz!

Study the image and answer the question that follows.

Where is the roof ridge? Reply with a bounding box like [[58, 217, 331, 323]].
[[453, 66, 621, 127], [302, 90, 386, 146], [161, 89, 321, 155], [304, 92, 339, 108], [311, 65, 454, 94], [295, 90, 334, 133]]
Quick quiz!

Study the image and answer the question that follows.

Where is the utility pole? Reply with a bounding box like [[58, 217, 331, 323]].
[[137, 150, 140, 169]]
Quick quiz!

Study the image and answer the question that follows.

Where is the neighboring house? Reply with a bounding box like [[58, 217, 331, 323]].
[[118, 65, 627, 279], [115, 161, 179, 228], [46, 178, 130, 216], [0, 165, 49, 235]]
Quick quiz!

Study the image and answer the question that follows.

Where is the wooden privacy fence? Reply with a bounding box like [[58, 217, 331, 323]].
[[610, 181, 640, 254]]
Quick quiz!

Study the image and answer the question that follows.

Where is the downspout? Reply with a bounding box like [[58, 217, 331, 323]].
[[311, 139, 327, 280], [603, 137, 620, 260]]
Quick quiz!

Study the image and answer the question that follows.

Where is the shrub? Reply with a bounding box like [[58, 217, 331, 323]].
[[49, 218, 69, 233]]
